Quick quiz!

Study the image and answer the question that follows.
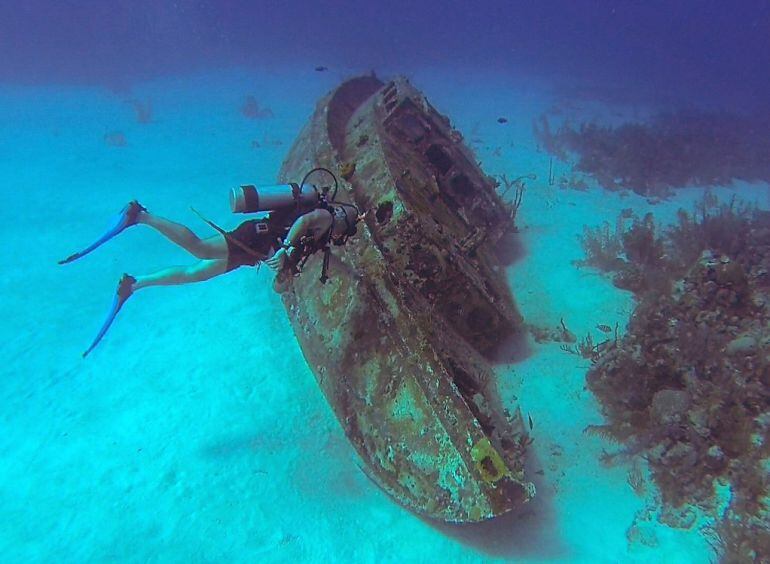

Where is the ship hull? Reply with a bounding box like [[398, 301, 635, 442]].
[[277, 76, 533, 522]]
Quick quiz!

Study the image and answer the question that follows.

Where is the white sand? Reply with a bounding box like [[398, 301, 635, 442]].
[[2, 67, 763, 562]]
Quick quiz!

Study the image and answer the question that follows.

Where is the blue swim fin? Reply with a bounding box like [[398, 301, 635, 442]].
[[83, 274, 136, 358], [59, 201, 146, 265]]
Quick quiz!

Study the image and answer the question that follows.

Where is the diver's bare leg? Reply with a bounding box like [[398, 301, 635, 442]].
[[137, 211, 228, 259], [82, 258, 231, 356], [132, 259, 229, 291]]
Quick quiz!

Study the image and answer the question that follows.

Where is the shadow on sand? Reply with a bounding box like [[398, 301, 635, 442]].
[[424, 452, 570, 561]]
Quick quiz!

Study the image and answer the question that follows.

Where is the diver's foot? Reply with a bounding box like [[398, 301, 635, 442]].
[[122, 200, 147, 227], [117, 273, 136, 301], [81, 273, 137, 358]]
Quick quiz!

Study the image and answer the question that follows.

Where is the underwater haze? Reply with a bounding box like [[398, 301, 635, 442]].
[[3, 0, 770, 111], [2, 1, 770, 562]]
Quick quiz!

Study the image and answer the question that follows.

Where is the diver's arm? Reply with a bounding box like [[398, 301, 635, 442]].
[[283, 209, 332, 247], [266, 210, 332, 271]]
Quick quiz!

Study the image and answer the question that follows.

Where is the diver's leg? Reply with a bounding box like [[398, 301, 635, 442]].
[[132, 259, 230, 291], [82, 259, 230, 356], [137, 211, 228, 259]]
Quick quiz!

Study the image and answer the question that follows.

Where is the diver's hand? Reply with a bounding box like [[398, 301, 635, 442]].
[[266, 248, 287, 271]]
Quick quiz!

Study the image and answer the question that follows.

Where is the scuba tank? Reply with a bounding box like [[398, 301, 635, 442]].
[[229, 183, 321, 214], [229, 166, 346, 215], [230, 167, 352, 215]]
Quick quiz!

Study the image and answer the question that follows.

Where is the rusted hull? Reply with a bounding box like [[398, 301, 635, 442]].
[[277, 76, 533, 522]]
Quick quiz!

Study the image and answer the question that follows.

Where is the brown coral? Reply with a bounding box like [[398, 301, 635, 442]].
[[583, 196, 770, 559], [533, 111, 770, 196]]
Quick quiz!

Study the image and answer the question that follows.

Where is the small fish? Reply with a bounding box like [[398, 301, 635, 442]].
[[497, 117, 508, 124], [528, 414, 533, 430], [315, 66, 329, 72], [596, 324, 612, 333]]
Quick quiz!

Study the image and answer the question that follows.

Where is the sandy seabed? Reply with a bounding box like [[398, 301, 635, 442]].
[[1, 65, 765, 563]]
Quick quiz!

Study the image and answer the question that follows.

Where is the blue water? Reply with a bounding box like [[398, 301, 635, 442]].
[[2, 2, 769, 562], [3, 1, 769, 111]]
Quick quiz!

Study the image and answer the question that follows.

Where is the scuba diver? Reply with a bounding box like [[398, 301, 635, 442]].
[[59, 168, 363, 357]]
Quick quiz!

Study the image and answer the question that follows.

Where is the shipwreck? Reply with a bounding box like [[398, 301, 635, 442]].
[[276, 75, 534, 522]]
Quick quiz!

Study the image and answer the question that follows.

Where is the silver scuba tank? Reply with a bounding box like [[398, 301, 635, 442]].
[[229, 183, 320, 214]]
